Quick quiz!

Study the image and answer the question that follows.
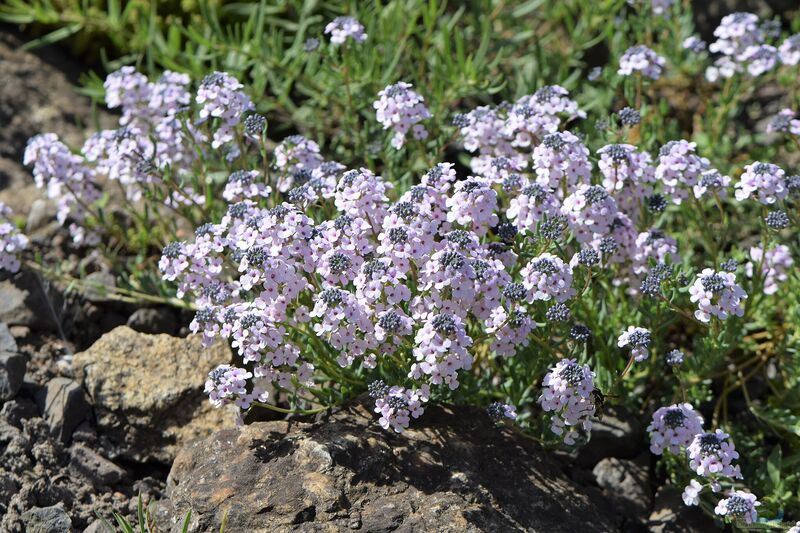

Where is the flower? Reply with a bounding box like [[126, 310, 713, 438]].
[[0, 205, 28, 273], [647, 403, 704, 454], [618, 45, 666, 80], [779, 34, 800, 65], [617, 107, 641, 126], [521, 253, 575, 303], [487, 402, 517, 421], [714, 490, 759, 524], [682, 479, 703, 506], [538, 359, 596, 445], [324, 16, 367, 44], [618, 326, 652, 362], [767, 109, 800, 135], [687, 430, 742, 479], [736, 162, 788, 204], [745, 245, 793, 295], [689, 269, 747, 323], [665, 349, 684, 366], [374, 82, 431, 149], [655, 140, 710, 204], [196, 72, 254, 150]]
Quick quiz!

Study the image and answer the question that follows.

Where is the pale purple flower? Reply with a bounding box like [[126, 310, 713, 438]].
[[374, 82, 431, 149], [618, 326, 652, 361], [656, 140, 710, 203], [521, 253, 575, 303], [688, 429, 742, 479], [689, 269, 747, 323], [735, 162, 787, 204], [714, 490, 759, 524], [682, 479, 703, 506], [538, 358, 596, 445], [745, 245, 793, 295], [618, 45, 666, 79], [647, 403, 704, 454], [324, 16, 367, 45], [779, 34, 800, 65]]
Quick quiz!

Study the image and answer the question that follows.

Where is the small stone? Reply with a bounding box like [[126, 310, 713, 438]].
[[0, 352, 26, 401], [69, 442, 125, 487], [83, 519, 110, 533], [26, 199, 54, 232], [0, 397, 38, 427], [83, 271, 117, 304], [0, 270, 61, 332], [126, 307, 177, 335], [21, 505, 72, 533], [0, 322, 18, 353], [42, 377, 90, 444]]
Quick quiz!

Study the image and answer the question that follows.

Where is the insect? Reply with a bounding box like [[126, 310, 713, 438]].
[[591, 389, 620, 421]]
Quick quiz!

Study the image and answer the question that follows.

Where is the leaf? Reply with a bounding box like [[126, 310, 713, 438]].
[[767, 445, 782, 489], [20, 22, 83, 50]]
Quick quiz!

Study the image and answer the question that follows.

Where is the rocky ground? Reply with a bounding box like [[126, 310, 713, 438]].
[[0, 19, 763, 533]]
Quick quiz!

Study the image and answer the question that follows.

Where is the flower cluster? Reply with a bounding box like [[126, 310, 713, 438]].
[[538, 359, 596, 445], [689, 269, 747, 323], [373, 82, 431, 149], [647, 403, 704, 454], [618, 326, 652, 361], [324, 16, 367, 44], [0, 203, 28, 273], [745, 245, 793, 295], [618, 45, 666, 80]]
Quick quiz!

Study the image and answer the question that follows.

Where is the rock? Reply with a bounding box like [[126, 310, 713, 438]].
[[0, 322, 18, 352], [155, 400, 619, 533], [578, 405, 643, 467], [0, 352, 25, 401], [0, 270, 61, 332], [42, 377, 90, 443], [25, 198, 54, 232], [648, 486, 717, 532], [0, 30, 114, 216], [69, 442, 125, 488], [592, 454, 652, 522], [83, 271, 117, 304], [83, 519, 109, 533], [126, 307, 178, 335], [73, 326, 233, 463], [20, 505, 72, 533], [1, 397, 38, 427]]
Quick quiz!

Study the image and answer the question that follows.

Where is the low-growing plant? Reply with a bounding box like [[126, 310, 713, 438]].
[[5, 2, 800, 531]]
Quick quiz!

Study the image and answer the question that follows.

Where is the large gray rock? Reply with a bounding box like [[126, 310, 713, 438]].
[[42, 377, 90, 443], [156, 401, 620, 533], [20, 505, 72, 533], [0, 352, 25, 401], [73, 326, 233, 463]]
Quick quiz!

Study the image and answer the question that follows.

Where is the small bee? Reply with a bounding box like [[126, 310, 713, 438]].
[[591, 388, 619, 421]]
